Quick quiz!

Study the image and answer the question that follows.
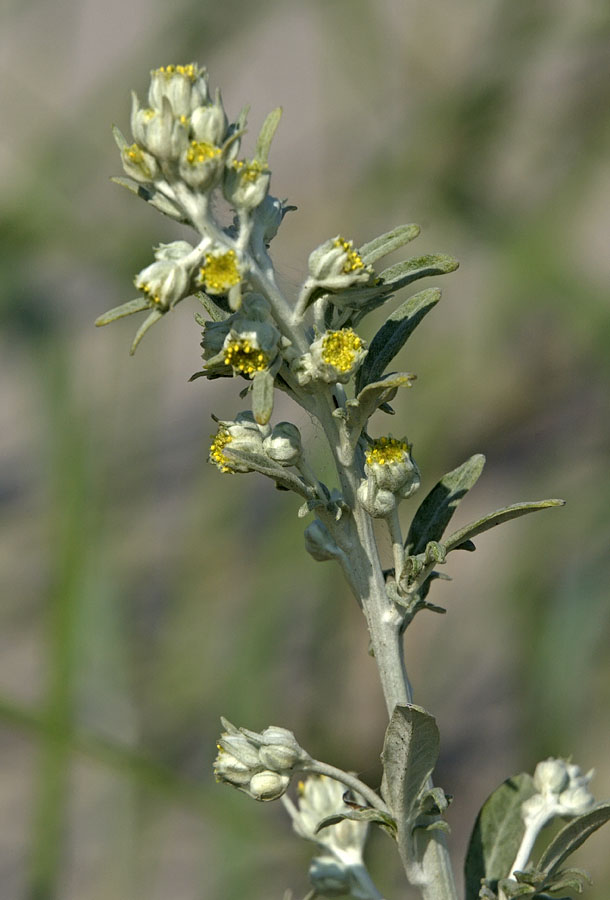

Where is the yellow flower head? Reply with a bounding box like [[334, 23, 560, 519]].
[[232, 159, 269, 183], [366, 437, 410, 467], [333, 237, 365, 274], [153, 64, 198, 80], [224, 338, 269, 375], [199, 250, 241, 294], [186, 140, 221, 165], [209, 427, 234, 473], [321, 328, 364, 373]]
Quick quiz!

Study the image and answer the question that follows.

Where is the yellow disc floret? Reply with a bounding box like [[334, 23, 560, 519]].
[[124, 143, 154, 178], [321, 328, 364, 373], [366, 437, 410, 467], [224, 339, 269, 375], [199, 250, 241, 294], [333, 237, 365, 274], [137, 281, 161, 305], [154, 64, 197, 80], [186, 140, 221, 164], [209, 427, 234, 473], [232, 159, 269, 182]]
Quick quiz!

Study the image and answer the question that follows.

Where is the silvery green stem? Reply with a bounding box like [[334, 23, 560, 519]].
[[387, 506, 406, 587], [312, 402, 458, 900]]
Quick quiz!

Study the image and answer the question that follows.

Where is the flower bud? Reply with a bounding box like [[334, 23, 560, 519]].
[[364, 437, 420, 497], [141, 98, 188, 162], [291, 775, 368, 854], [134, 259, 190, 310], [213, 753, 253, 787], [191, 100, 228, 146], [179, 139, 224, 190], [557, 785, 595, 816], [217, 733, 261, 769], [308, 236, 374, 291], [208, 412, 269, 474], [248, 770, 291, 801], [294, 328, 367, 386], [356, 484, 397, 518], [121, 142, 159, 183], [263, 422, 302, 466], [148, 64, 209, 117], [224, 159, 270, 211], [258, 725, 304, 771], [222, 321, 279, 376], [198, 248, 243, 295], [533, 758, 570, 796]]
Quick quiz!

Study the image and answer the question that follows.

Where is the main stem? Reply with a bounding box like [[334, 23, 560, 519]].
[[314, 397, 458, 900], [353, 507, 458, 900]]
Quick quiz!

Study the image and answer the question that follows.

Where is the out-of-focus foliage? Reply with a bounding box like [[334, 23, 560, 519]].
[[1, 1, 609, 898]]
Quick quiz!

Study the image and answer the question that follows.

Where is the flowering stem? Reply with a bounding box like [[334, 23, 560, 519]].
[[306, 389, 457, 900], [508, 809, 550, 883]]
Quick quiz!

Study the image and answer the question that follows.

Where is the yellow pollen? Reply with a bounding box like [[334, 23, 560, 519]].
[[125, 143, 153, 178], [333, 237, 365, 273], [232, 159, 268, 183], [224, 339, 269, 375], [321, 328, 363, 372], [137, 281, 162, 305], [199, 251, 241, 294], [209, 427, 234, 473], [155, 64, 197, 80], [366, 437, 410, 467], [186, 140, 220, 164]]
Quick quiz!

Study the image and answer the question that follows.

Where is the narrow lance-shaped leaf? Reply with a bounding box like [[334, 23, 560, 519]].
[[315, 808, 397, 836], [252, 369, 275, 425], [536, 803, 610, 879], [464, 774, 537, 900], [349, 372, 416, 434], [359, 223, 421, 266], [130, 308, 165, 355], [356, 288, 441, 392], [444, 499, 565, 553], [255, 107, 282, 164], [405, 454, 486, 556], [378, 253, 459, 291], [95, 297, 151, 327]]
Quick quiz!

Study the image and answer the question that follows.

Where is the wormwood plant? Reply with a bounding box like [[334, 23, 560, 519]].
[[98, 64, 610, 900]]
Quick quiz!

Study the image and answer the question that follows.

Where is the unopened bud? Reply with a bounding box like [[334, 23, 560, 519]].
[[263, 423, 302, 465], [248, 770, 291, 801], [533, 758, 570, 796]]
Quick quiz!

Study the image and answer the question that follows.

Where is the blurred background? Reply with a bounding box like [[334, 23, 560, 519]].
[[1, 0, 609, 897]]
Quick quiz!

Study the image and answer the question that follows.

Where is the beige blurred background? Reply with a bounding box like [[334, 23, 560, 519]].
[[1, 0, 609, 898]]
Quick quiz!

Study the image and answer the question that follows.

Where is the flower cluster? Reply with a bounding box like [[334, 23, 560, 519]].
[[308, 236, 375, 292], [200, 293, 281, 379], [357, 436, 421, 517], [286, 776, 373, 899], [208, 412, 302, 474], [214, 720, 310, 802], [523, 758, 595, 825], [293, 327, 368, 386]]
